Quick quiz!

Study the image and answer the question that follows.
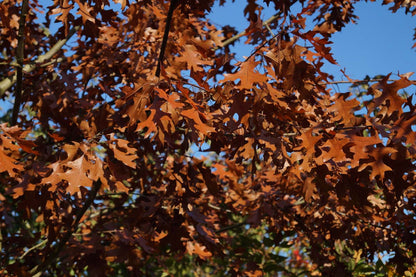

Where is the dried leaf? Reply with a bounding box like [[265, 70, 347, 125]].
[[220, 57, 268, 90]]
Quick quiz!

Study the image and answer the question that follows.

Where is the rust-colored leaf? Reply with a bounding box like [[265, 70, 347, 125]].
[[175, 44, 213, 72], [59, 156, 94, 194], [109, 139, 138, 168], [186, 240, 212, 260], [220, 57, 268, 90]]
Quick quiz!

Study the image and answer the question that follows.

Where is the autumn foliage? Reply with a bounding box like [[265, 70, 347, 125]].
[[1, 0, 416, 276]]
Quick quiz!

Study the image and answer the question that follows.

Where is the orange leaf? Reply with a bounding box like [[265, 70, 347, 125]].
[[181, 108, 215, 136], [368, 74, 414, 117], [303, 177, 316, 202], [0, 148, 22, 177], [327, 93, 360, 124], [74, 0, 95, 23], [238, 137, 255, 159], [176, 44, 213, 72], [186, 241, 212, 260], [321, 133, 349, 163], [48, 132, 65, 142], [136, 110, 158, 138], [58, 156, 94, 194], [0, 134, 23, 177], [348, 135, 383, 168], [295, 128, 322, 161], [220, 57, 267, 90], [359, 147, 397, 180], [109, 139, 138, 168]]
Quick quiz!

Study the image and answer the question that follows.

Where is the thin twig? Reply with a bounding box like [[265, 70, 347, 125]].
[[11, 0, 29, 125], [0, 26, 80, 97]]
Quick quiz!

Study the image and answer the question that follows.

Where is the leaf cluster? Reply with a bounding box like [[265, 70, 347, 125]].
[[0, 0, 416, 276]]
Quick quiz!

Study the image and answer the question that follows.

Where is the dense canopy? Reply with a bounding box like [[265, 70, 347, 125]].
[[1, 0, 416, 276]]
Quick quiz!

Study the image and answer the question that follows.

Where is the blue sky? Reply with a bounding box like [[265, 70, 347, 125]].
[[208, 1, 416, 82]]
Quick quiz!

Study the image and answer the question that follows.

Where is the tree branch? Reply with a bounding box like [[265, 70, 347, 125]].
[[245, 32, 280, 62], [155, 0, 179, 77], [19, 239, 47, 260], [29, 180, 101, 276], [0, 26, 80, 97], [213, 13, 281, 51], [325, 78, 385, 85], [215, 222, 246, 233], [11, 0, 29, 125]]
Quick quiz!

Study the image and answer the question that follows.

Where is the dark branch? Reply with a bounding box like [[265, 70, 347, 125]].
[[11, 0, 29, 125], [155, 0, 179, 77]]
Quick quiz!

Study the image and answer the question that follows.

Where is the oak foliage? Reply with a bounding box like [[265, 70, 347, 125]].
[[0, 0, 416, 275]]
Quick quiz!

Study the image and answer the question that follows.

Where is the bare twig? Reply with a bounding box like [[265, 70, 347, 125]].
[[0, 26, 80, 97], [11, 0, 29, 125]]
